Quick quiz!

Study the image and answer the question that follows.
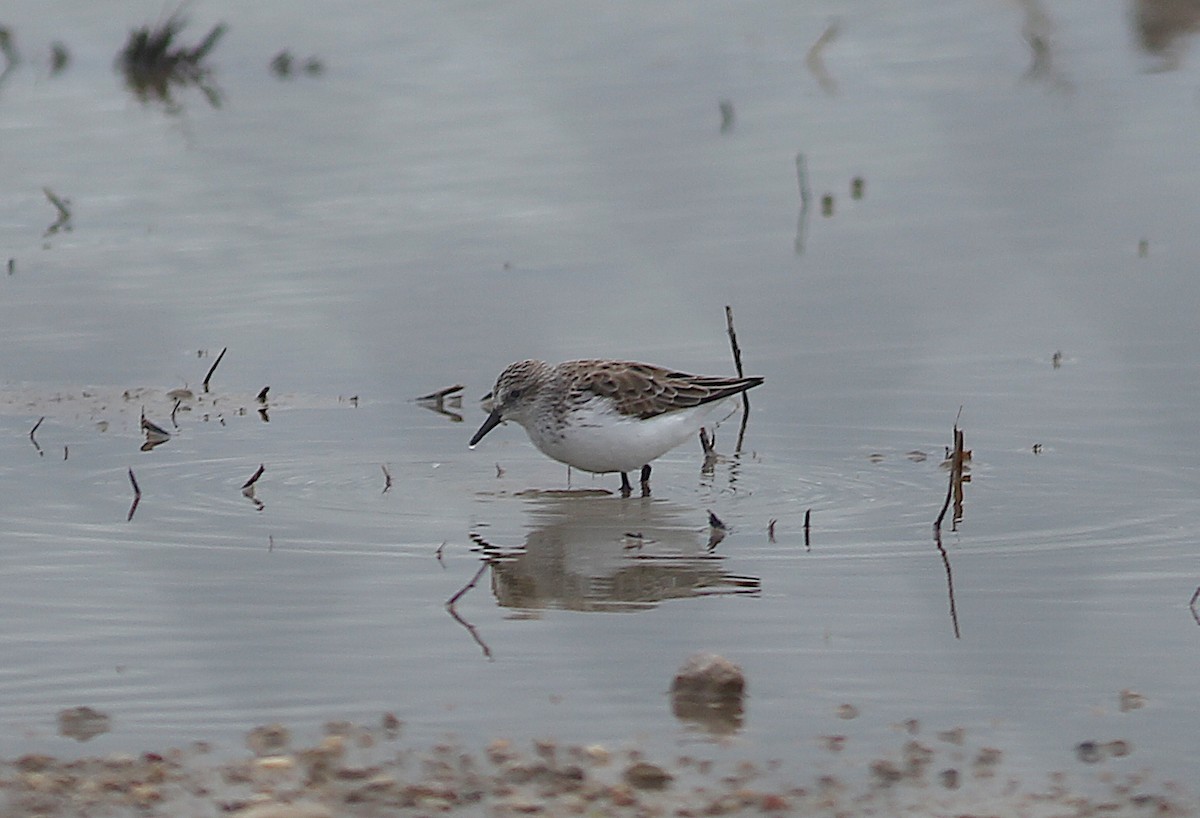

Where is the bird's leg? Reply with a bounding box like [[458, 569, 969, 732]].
[[619, 472, 633, 497], [639, 464, 652, 497]]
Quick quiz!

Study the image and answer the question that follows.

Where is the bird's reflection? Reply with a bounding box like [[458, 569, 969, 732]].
[[1134, 0, 1200, 69], [470, 494, 761, 613]]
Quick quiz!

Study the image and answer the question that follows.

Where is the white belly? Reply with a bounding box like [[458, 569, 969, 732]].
[[524, 397, 735, 474]]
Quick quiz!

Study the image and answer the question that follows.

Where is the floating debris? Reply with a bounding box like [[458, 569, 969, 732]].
[[851, 176, 865, 199], [57, 706, 111, 742], [1119, 688, 1147, 712], [49, 41, 71, 74], [270, 50, 325, 78], [28, 416, 44, 456], [381, 464, 392, 493], [242, 464, 265, 511], [42, 187, 72, 237], [718, 98, 735, 133], [118, 14, 226, 111], [836, 703, 860, 720], [821, 193, 835, 217], [805, 20, 840, 95]]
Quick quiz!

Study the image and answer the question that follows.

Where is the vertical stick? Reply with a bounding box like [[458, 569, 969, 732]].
[[725, 306, 751, 452], [202, 346, 227, 393]]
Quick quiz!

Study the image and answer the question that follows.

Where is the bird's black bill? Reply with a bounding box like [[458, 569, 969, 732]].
[[469, 409, 504, 447]]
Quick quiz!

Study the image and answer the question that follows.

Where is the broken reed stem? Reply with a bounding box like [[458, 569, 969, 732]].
[[416, 384, 464, 402], [446, 561, 488, 608], [29, 416, 45, 455], [724, 306, 746, 379], [381, 464, 393, 493], [242, 463, 265, 489], [126, 468, 141, 521], [934, 525, 962, 639], [933, 413, 965, 531], [202, 347, 227, 393], [794, 153, 811, 255], [725, 305, 752, 453], [43, 187, 70, 219]]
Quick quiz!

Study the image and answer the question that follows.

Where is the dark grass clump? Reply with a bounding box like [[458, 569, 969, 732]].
[[117, 13, 226, 111]]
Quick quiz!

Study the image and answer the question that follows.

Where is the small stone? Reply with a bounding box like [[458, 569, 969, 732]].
[[623, 761, 673, 790], [247, 724, 291, 756], [671, 653, 746, 700], [57, 706, 111, 741], [835, 704, 859, 720], [582, 744, 610, 765], [255, 755, 295, 772], [1076, 741, 1103, 764], [936, 727, 965, 745], [869, 760, 902, 784]]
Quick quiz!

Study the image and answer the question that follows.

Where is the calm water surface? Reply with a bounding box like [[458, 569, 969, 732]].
[[2, 0, 1199, 795]]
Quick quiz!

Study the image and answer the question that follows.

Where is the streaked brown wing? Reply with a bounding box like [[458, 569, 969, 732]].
[[574, 360, 761, 419]]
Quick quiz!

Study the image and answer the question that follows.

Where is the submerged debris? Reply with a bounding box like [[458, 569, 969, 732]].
[[117, 14, 226, 110], [42, 187, 72, 237], [270, 49, 325, 78], [671, 653, 746, 735], [57, 706, 111, 742], [49, 41, 71, 74]]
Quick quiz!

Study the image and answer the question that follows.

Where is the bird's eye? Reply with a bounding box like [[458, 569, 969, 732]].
[[508, 389, 522, 400]]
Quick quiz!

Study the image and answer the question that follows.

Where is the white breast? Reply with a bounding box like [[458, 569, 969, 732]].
[[524, 395, 736, 474]]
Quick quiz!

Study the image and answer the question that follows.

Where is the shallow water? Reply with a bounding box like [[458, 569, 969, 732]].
[[2, 0, 1199, 795]]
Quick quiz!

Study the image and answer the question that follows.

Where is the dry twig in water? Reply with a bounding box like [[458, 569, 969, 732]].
[[242, 464, 265, 489], [934, 409, 967, 532], [126, 468, 141, 521], [381, 464, 393, 494], [29, 416, 45, 456], [805, 20, 840, 95], [43, 188, 72, 237], [795, 153, 811, 254], [416, 384, 465, 423], [202, 347, 227, 393], [724, 305, 753, 452], [446, 562, 493, 660]]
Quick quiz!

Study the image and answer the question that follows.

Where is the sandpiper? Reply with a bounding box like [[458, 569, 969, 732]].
[[469, 359, 763, 496]]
